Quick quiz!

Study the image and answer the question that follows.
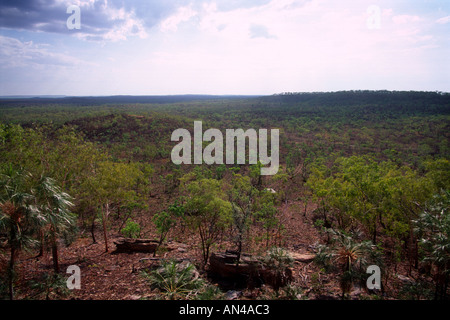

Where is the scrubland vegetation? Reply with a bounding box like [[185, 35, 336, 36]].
[[0, 91, 449, 300]]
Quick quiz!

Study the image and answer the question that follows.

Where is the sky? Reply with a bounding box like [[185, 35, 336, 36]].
[[0, 0, 449, 96]]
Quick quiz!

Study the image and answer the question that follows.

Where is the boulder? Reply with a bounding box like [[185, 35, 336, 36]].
[[208, 251, 293, 289], [209, 251, 258, 279]]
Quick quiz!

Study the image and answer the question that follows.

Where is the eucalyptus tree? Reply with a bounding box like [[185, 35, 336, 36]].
[[184, 178, 232, 267], [86, 160, 144, 252], [227, 174, 255, 265]]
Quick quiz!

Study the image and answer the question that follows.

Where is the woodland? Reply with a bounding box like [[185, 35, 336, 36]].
[[0, 91, 449, 300]]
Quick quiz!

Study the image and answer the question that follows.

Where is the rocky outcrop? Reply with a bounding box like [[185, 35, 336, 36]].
[[208, 251, 293, 289]]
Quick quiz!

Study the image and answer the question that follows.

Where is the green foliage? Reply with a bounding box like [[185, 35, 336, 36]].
[[153, 211, 175, 236], [398, 279, 434, 300], [85, 160, 145, 252], [35, 176, 77, 238], [0, 167, 41, 251], [184, 178, 232, 266], [307, 155, 434, 242], [259, 247, 294, 290], [143, 260, 203, 300], [193, 285, 224, 300], [227, 174, 255, 261], [1, 92, 449, 299], [88, 160, 143, 205], [424, 159, 450, 191], [315, 229, 382, 297], [414, 191, 450, 299], [167, 201, 185, 218], [261, 247, 294, 270], [28, 273, 70, 300], [0, 167, 42, 299], [0, 166, 77, 298], [152, 210, 176, 256], [313, 219, 325, 229], [254, 189, 279, 248], [121, 219, 141, 239], [214, 164, 227, 180]]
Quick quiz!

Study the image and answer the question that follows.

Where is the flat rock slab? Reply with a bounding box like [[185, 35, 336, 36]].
[[290, 253, 316, 263], [208, 251, 293, 289], [112, 238, 159, 254]]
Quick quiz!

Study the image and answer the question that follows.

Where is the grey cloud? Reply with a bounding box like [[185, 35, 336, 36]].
[[0, 0, 112, 33], [1, 1, 276, 41], [0, 0, 188, 40]]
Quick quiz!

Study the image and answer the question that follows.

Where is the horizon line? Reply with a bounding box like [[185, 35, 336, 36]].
[[1, 89, 449, 99]]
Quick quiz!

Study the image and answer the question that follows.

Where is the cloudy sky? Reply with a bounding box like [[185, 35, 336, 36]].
[[0, 0, 449, 96]]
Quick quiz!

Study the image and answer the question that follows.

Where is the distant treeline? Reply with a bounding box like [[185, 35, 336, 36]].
[[264, 90, 450, 111], [2, 90, 449, 114], [0, 94, 260, 106]]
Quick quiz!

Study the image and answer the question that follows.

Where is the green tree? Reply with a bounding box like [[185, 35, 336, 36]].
[[152, 211, 176, 256], [120, 218, 141, 239], [87, 160, 144, 252], [184, 178, 232, 266], [254, 190, 278, 248], [227, 174, 255, 264]]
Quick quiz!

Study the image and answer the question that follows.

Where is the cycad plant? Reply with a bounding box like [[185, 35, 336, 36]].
[[315, 229, 382, 298], [143, 260, 203, 300], [28, 272, 70, 300]]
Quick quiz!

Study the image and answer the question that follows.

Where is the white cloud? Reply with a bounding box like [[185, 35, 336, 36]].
[[0, 35, 89, 69], [436, 15, 450, 24], [159, 6, 197, 32], [392, 14, 422, 25]]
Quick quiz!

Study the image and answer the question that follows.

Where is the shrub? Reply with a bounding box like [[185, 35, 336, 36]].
[[28, 273, 70, 300], [259, 247, 294, 290], [414, 191, 450, 300], [121, 219, 141, 239]]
